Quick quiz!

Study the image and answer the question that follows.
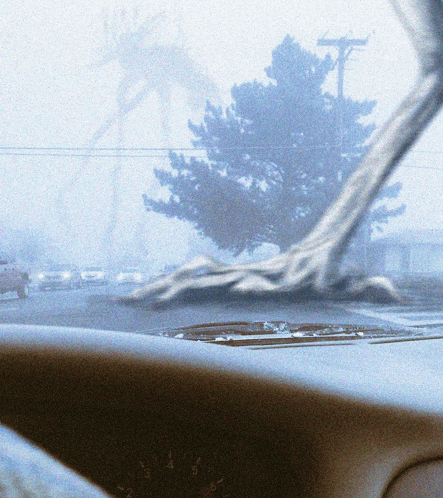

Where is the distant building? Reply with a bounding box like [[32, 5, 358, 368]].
[[370, 229, 443, 276]]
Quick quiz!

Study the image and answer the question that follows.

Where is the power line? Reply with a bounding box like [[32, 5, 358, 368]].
[[0, 145, 440, 153], [0, 146, 201, 151], [0, 144, 348, 158], [2, 144, 443, 153], [0, 152, 179, 158], [1, 146, 443, 169], [407, 150, 443, 154], [401, 164, 443, 171], [0, 145, 342, 152]]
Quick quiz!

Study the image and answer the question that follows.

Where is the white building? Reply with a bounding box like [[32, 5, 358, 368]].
[[370, 230, 443, 276]]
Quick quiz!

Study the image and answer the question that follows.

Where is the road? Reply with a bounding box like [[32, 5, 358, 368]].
[[0, 282, 441, 333]]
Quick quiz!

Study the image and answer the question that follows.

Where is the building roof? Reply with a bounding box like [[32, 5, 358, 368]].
[[374, 229, 443, 245]]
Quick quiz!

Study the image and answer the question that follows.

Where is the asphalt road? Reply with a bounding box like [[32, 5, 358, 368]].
[[0, 282, 430, 333]]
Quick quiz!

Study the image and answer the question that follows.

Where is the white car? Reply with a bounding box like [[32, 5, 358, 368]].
[[37, 264, 82, 291], [115, 267, 146, 285], [81, 266, 109, 285]]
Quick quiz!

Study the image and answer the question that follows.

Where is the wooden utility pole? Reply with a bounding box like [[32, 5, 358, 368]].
[[317, 37, 367, 151], [317, 36, 369, 270]]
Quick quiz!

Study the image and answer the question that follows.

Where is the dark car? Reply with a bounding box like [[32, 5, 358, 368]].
[[37, 264, 82, 290], [0, 252, 29, 299]]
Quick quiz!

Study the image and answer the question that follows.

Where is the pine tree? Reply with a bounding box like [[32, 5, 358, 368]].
[[144, 36, 401, 255]]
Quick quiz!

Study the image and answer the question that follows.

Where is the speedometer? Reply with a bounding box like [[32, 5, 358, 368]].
[[113, 444, 233, 498], [108, 435, 282, 498]]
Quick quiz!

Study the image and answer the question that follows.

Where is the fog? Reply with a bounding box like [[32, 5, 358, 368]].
[[0, 0, 438, 271]]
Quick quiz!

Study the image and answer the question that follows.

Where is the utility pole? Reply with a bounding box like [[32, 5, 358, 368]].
[[317, 36, 368, 270], [317, 36, 367, 154]]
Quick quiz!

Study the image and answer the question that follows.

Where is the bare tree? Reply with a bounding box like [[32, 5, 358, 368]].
[[123, 0, 443, 304]]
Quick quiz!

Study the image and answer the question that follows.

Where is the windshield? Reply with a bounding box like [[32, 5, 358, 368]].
[[0, 1, 440, 334]]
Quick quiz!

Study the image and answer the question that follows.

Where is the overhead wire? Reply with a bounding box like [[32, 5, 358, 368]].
[[0, 145, 439, 151], [0, 146, 442, 169], [0, 145, 341, 151]]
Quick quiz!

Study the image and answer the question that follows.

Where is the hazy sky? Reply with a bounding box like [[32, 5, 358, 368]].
[[0, 0, 439, 267]]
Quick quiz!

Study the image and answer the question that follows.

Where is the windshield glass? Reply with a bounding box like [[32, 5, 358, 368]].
[[1, 1, 439, 334]]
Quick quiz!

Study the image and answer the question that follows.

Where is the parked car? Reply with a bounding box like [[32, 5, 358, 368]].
[[38, 264, 82, 290], [0, 252, 29, 299], [81, 266, 109, 285], [115, 267, 146, 285]]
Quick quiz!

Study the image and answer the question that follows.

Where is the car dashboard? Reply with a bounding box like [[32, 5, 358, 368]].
[[0, 323, 443, 497]]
